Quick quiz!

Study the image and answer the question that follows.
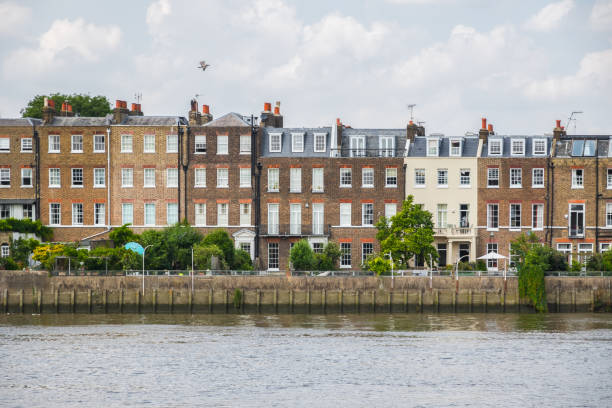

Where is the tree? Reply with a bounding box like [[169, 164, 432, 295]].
[[202, 230, 236, 268], [21, 93, 112, 119], [109, 224, 139, 247], [9, 237, 40, 267], [290, 240, 316, 270], [374, 196, 438, 268], [510, 233, 549, 312], [193, 244, 227, 270], [315, 242, 341, 270], [233, 249, 253, 271]]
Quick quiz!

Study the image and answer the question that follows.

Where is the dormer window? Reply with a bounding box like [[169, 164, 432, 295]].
[[532, 139, 546, 156], [511, 139, 525, 156], [379, 136, 394, 157], [488, 139, 502, 156], [426, 138, 439, 157], [291, 132, 304, 152], [269, 133, 282, 153], [450, 139, 462, 156], [314, 133, 326, 152], [572, 139, 596, 157], [350, 136, 365, 157]]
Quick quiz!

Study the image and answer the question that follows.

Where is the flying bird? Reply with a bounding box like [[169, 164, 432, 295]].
[[198, 61, 210, 71]]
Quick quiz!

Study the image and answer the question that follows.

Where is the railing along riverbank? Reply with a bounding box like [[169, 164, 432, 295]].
[[1, 270, 611, 314]]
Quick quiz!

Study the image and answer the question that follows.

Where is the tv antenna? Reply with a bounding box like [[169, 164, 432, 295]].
[[134, 92, 142, 104], [407, 104, 416, 121], [567, 111, 583, 134]]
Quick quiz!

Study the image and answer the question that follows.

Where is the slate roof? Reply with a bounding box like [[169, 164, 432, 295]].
[[341, 128, 407, 157], [119, 116, 188, 126], [0, 118, 42, 126], [480, 135, 553, 158], [554, 135, 611, 158], [408, 136, 479, 157], [261, 127, 332, 158], [48, 115, 113, 126], [204, 112, 251, 127]]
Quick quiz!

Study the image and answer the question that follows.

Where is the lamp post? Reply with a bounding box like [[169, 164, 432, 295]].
[[142, 244, 153, 293], [191, 246, 195, 294], [454, 254, 470, 281]]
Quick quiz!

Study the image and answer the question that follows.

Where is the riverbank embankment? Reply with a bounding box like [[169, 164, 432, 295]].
[[1, 271, 610, 313]]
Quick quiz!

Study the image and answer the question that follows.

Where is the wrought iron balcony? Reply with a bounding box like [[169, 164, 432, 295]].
[[260, 223, 330, 237], [434, 225, 473, 237]]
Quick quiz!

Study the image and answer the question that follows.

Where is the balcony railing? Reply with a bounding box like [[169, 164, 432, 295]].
[[261, 224, 330, 237], [330, 147, 407, 158], [434, 226, 473, 237]]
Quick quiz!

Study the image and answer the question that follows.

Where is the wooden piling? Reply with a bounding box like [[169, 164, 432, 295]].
[[306, 290, 310, 313], [37, 289, 42, 314], [501, 290, 505, 313], [224, 289, 228, 313], [209, 289, 213, 313], [168, 289, 173, 314], [322, 289, 326, 313], [339, 290, 343, 313], [103, 290, 108, 313], [355, 290, 360, 313], [3, 289, 7, 313], [388, 292, 392, 313], [452, 291, 457, 313], [188, 290, 193, 314], [290, 290, 294, 313], [120, 290, 124, 314], [257, 289, 261, 313], [483, 292, 487, 313], [591, 289, 595, 312], [71, 289, 75, 313], [418, 290, 423, 313], [371, 290, 376, 313], [88, 289, 92, 313], [468, 289, 473, 313], [137, 290, 141, 313], [403, 290, 407, 313], [274, 288, 278, 313], [435, 290, 439, 313], [19, 289, 23, 313], [556, 287, 560, 313], [55, 289, 59, 313]]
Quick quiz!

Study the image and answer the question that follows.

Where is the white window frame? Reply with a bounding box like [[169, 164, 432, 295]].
[[312, 203, 324, 235], [571, 169, 584, 189], [217, 203, 229, 227], [510, 168, 522, 188], [121, 168, 133, 188], [569, 203, 585, 237], [48, 135, 60, 153], [460, 169, 471, 187], [143, 134, 155, 153], [0, 168, 9, 188], [240, 135, 251, 154], [167, 203, 178, 225], [312, 168, 324, 192], [340, 203, 352, 227], [121, 134, 133, 153], [487, 167, 499, 188], [195, 203, 206, 226], [121, 203, 133, 225], [21, 138, 32, 153], [437, 204, 448, 228], [509, 203, 521, 231], [488, 139, 502, 156], [268, 168, 279, 192], [292, 132, 304, 153], [414, 169, 425, 187], [449, 139, 462, 157], [426, 138, 439, 157], [386, 167, 398, 187], [268, 242, 279, 270], [362, 168, 374, 188], [532, 139, 547, 156], [217, 135, 228, 155], [340, 168, 352, 188], [487, 203, 499, 231], [194, 168, 206, 188], [21, 168, 32, 187], [166, 168, 178, 188], [379, 136, 394, 157], [94, 203, 105, 226], [313, 133, 326, 152], [144, 203, 156, 226], [71, 203, 83, 226], [607, 168, 612, 189], [532, 168, 544, 188], [267, 203, 279, 234], [194, 135, 207, 154], [606, 203, 612, 227], [0, 137, 9, 153], [240, 203, 251, 227], [71, 168, 83, 188], [340, 243, 352, 268], [143, 168, 156, 188], [511, 139, 525, 156], [437, 168, 448, 187], [269, 133, 282, 153], [532, 204, 544, 230], [362, 203, 374, 226], [71, 134, 83, 153], [289, 167, 301, 193], [385, 203, 397, 219], [289, 203, 301, 234], [217, 168, 229, 188], [166, 134, 178, 153], [350, 136, 365, 157], [93, 134, 105, 153], [49, 203, 61, 225], [49, 168, 60, 188], [94, 168, 106, 188], [240, 168, 251, 188]]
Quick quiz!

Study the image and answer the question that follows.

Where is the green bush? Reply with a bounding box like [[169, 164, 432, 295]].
[[0, 218, 52, 241], [290, 240, 315, 270]]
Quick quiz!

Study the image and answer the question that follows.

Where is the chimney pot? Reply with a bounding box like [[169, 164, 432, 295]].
[[336, 118, 341, 126], [409, 120, 414, 125], [488, 124, 493, 132], [138, 103, 141, 111], [264, 102, 271, 112], [202, 104, 210, 114], [274, 106, 280, 115], [481, 118, 487, 130], [61, 102, 67, 111], [67, 104, 72, 113], [131, 103, 138, 111], [116, 100, 122, 109], [561, 126, 565, 130], [556, 119, 561, 128], [48, 99, 55, 108]]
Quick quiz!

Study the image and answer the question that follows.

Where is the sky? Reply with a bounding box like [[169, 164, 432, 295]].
[[0, 0, 611, 135]]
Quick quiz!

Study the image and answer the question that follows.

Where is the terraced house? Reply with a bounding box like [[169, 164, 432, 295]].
[[257, 112, 406, 271], [404, 121, 480, 268]]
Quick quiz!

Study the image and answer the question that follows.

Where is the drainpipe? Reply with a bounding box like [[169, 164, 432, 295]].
[[596, 152, 600, 251], [549, 160, 555, 246], [27, 119, 40, 221], [253, 118, 261, 262], [106, 126, 111, 228], [545, 156, 551, 245], [177, 121, 183, 223], [183, 125, 191, 223]]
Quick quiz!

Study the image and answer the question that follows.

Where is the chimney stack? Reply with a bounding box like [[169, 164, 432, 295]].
[[487, 124, 494, 134], [479, 117, 490, 144], [406, 120, 419, 142], [273, 101, 283, 128], [60, 101, 74, 117], [113, 100, 130, 123], [201, 104, 213, 124], [260, 102, 275, 127], [42, 97, 56, 124], [188, 99, 202, 126], [129, 103, 143, 116], [553, 119, 566, 151]]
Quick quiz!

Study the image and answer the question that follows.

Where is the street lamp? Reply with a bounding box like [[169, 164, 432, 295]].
[[142, 244, 153, 293], [454, 254, 470, 281]]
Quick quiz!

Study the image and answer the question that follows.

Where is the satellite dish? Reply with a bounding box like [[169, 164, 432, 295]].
[[198, 61, 210, 71]]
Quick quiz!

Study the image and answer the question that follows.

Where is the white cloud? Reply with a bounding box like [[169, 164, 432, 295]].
[[590, 0, 612, 30], [523, 48, 612, 99], [524, 0, 574, 32], [146, 0, 171, 28], [3, 18, 121, 78], [0, 2, 31, 35]]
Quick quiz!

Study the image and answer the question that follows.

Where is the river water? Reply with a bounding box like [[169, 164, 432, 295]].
[[1, 313, 611, 407]]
